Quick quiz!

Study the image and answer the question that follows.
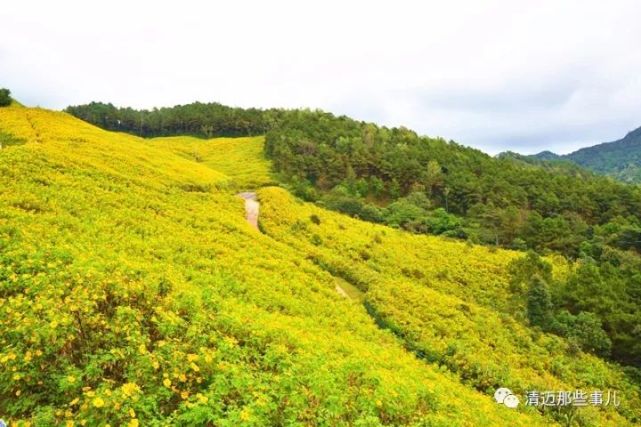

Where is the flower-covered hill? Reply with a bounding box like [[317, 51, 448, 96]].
[[149, 135, 276, 189], [257, 187, 641, 426], [0, 106, 547, 425]]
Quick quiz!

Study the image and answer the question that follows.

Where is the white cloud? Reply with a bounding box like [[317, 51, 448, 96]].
[[1, 0, 640, 154]]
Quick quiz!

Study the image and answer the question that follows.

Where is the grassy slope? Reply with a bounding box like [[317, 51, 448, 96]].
[[0, 106, 549, 426]]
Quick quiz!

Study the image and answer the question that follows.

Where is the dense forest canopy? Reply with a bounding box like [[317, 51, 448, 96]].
[[67, 100, 641, 368]]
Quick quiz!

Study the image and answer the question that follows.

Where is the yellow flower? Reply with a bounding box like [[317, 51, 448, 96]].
[[189, 362, 200, 372], [240, 408, 251, 421], [121, 382, 140, 397], [92, 397, 105, 408], [181, 390, 189, 399], [163, 378, 172, 388], [128, 419, 139, 427]]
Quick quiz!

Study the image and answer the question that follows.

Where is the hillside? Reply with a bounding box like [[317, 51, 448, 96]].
[[67, 102, 641, 255], [1, 105, 640, 425], [0, 106, 542, 425], [531, 126, 641, 183]]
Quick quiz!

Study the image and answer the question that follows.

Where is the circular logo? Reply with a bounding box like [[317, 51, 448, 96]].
[[494, 387, 512, 404], [504, 394, 520, 408], [494, 387, 519, 408]]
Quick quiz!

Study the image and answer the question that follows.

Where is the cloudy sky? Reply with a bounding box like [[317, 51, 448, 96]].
[[2, 0, 640, 154]]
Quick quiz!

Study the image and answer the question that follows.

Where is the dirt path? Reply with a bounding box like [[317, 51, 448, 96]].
[[238, 192, 260, 231], [238, 191, 351, 299], [335, 285, 349, 298]]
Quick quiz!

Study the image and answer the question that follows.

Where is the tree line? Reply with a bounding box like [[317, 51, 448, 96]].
[[65, 101, 283, 138]]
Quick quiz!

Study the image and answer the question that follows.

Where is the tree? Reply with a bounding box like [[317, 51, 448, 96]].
[[508, 251, 553, 294], [423, 160, 444, 195], [527, 275, 553, 328], [550, 310, 612, 357], [0, 88, 12, 107]]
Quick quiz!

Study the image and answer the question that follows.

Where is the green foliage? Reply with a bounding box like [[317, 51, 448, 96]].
[[508, 251, 553, 294], [65, 101, 278, 138], [565, 126, 641, 183], [527, 276, 553, 328], [508, 253, 623, 361], [0, 88, 11, 107], [551, 311, 612, 357], [259, 108, 641, 261], [529, 127, 641, 183]]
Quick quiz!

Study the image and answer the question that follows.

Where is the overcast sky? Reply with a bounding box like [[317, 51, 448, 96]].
[[2, 0, 641, 154]]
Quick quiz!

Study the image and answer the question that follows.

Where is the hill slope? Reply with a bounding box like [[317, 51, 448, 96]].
[[1, 106, 639, 425], [532, 126, 641, 183], [0, 106, 547, 425]]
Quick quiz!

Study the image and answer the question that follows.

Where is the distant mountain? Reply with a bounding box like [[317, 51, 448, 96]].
[[531, 126, 641, 183], [532, 150, 562, 161]]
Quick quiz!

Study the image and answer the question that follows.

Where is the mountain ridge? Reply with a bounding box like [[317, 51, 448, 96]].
[[529, 125, 641, 182]]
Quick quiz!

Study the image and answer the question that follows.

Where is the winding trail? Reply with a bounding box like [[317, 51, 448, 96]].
[[237, 191, 350, 299]]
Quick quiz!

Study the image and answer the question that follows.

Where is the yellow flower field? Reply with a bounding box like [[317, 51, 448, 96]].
[[0, 105, 639, 425]]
